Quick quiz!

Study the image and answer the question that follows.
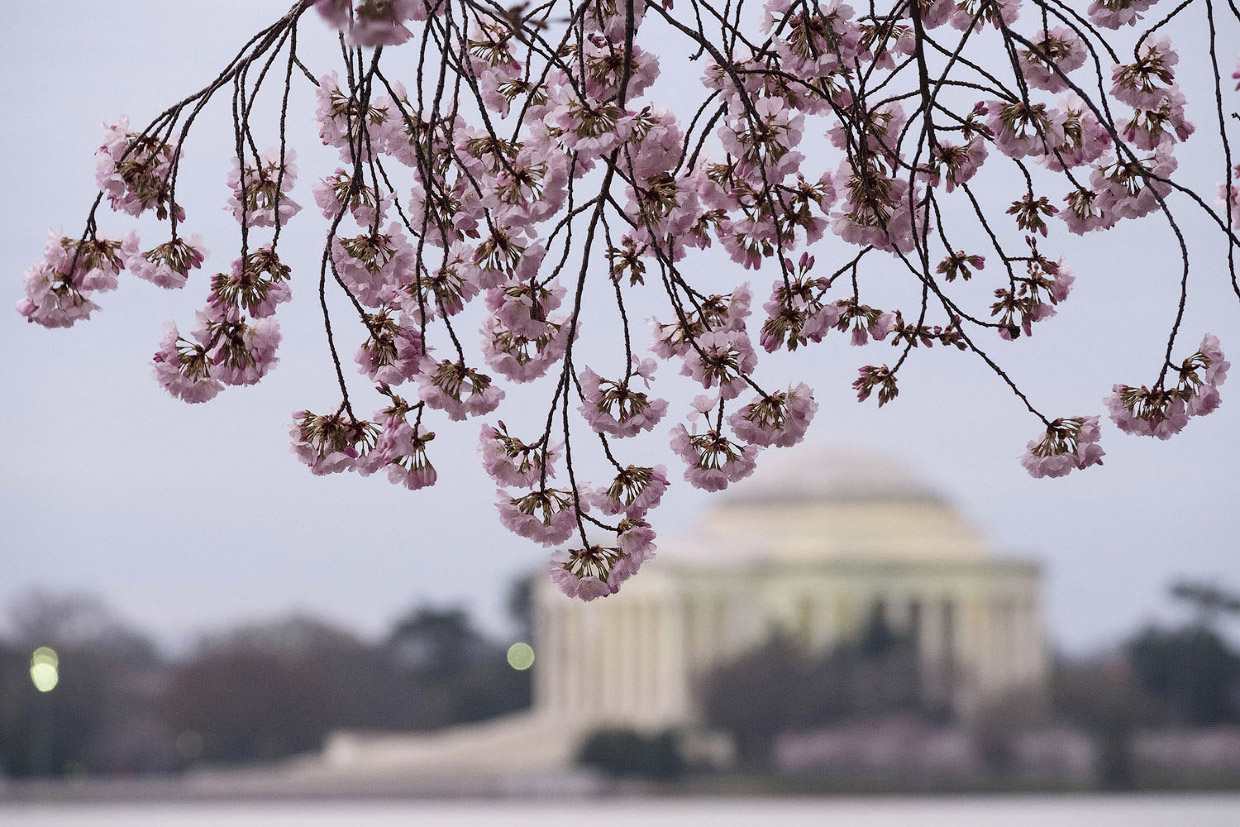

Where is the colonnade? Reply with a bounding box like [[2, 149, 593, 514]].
[[534, 563, 1047, 726], [536, 594, 691, 727]]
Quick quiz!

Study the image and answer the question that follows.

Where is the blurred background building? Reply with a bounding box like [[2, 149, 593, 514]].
[[537, 445, 1047, 726], [316, 445, 1049, 777]]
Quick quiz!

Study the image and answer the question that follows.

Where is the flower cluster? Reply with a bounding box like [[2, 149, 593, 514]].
[[289, 409, 380, 475], [1020, 417, 1105, 478], [21, 0, 1240, 602], [95, 117, 180, 220], [549, 520, 656, 601], [360, 395, 438, 490], [1105, 335, 1229, 439], [314, 0, 441, 47], [18, 232, 137, 328], [227, 149, 302, 229]]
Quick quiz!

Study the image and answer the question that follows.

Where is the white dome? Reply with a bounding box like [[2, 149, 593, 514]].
[[667, 444, 986, 566], [721, 444, 945, 507]]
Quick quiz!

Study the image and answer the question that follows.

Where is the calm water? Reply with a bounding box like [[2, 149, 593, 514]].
[[2, 796, 1239, 827]]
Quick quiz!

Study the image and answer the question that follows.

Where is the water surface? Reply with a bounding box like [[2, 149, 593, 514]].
[[4, 795, 1239, 827]]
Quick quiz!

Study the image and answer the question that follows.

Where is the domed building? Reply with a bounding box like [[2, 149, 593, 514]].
[[311, 444, 1047, 780], [534, 445, 1047, 730]]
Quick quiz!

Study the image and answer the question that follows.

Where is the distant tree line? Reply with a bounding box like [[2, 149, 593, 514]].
[[0, 585, 533, 777], [4, 580, 1237, 782]]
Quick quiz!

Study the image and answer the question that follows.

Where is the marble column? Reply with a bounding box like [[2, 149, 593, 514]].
[[600, 603, 618, 717], [1018, 591, 1044, 687], [646, 602, 662, 722], [660, 597, 687, 725], [539, 602, 561, 713], [621, 602, 638, 719], [953, 594, 985, 719]]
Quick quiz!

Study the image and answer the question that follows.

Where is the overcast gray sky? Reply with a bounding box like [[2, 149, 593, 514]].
[[1, 1, 1237, 654]]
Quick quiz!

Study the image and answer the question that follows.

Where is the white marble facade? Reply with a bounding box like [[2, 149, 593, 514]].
[[533, 446, 1048, 728]]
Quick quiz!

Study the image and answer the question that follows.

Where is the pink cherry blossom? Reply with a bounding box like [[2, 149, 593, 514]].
[[1088, 0, 1158, 28], [669, 424, 759, 491], [1060, 187, 1116, 234], [1041, 98, 1113, 172], [314, 72, 396, 159], [678, 329, 758, 400], [1091, 148, 1176, 222], [728, 383, 818, 447], [478, 422, 558, 487], [17, 259, 100, 328], [17, 232, 137, 328], [482, 313, 570, 383], [625, 107, 684, 182], [227, 149, 301, 229], [417, 360, 504, 420], [1121, 94, 1194, 152], [1186, 383, 1221, 417], [986, 101, 1065, 160], [834, 300, 894, 345], [128, 235, 207, 289], [1111, 38, 1179, 110], [497, 488, 579, 546], [191, 308, 282, 387], [209, 248, 293, 318], [590, 465, 669, 518], [485, 273, 565, 340], [612, 519, 657, 582], [151, 323, 223, 403], [313, 168, 389, 227], [578, 363, 669, 437], [288, 409, 378, 475], [359, 402, 437, 490], [928, 139, 988, 191], [1018, 29, 1087, 92], [347, 0, 421, 46], [831, 158, 915, 252], [651, 285, 753, 358], [950, 0, 1019, 31], [95, 116, 180, 220], [1020, 416, 1105, 478], [1105, 385, 1190, 439], [332, 224, 414, 308], [354, 308, 426, 384], [548, 518, 656, 601], [1179, 334, 1228, 417], [546, 89, 633, 163], [548, 545, 620, 601], [1199, 334, 1230, 386], [765, 0, 863, 73], [760, 264, 840, 352], [396, 241, 481, 321]]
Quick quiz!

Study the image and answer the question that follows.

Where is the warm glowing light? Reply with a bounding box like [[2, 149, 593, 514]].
[[30, 647, 59, 693], [506, 642, 535, 670], [31, 646, 58, 668]]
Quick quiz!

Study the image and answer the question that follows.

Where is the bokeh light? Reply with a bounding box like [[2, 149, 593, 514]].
[[506, 642, 535, 670], [30, 646, 59, 692]]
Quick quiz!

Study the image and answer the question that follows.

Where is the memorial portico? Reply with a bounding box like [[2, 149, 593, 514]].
[[534, 445, 1048, 727]]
